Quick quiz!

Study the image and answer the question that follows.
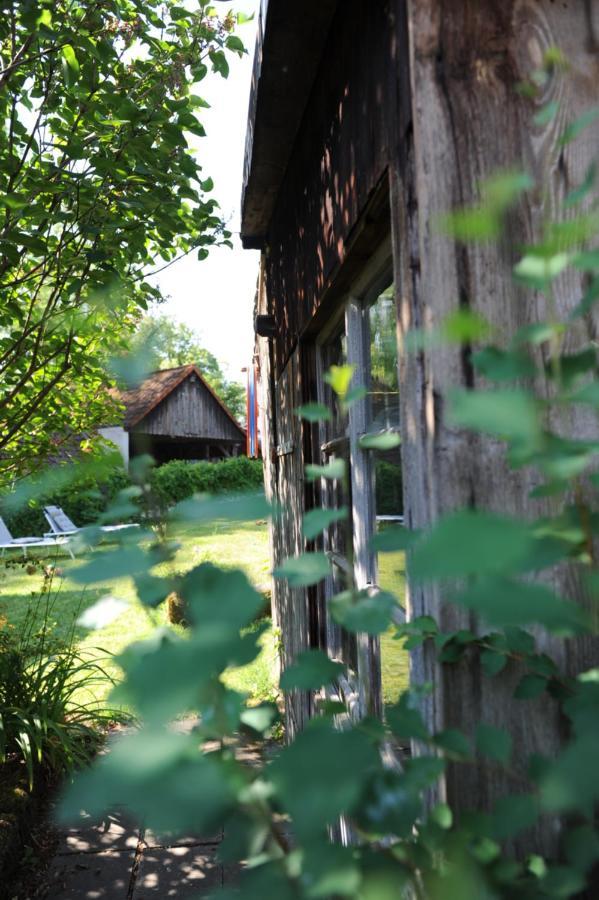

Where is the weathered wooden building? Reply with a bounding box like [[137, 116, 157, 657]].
[[101, 365, 245, 466], [242, 0, 599, 855]]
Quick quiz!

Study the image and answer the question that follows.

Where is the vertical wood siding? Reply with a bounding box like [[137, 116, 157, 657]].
[[135, 377, 243, 443], [265, 0, 404, 375], [394, 0, 599, 856]]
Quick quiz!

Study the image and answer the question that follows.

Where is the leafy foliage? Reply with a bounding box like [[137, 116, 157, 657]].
[[2, 52, 594, 900], [0, 451, 130, 537], [0, 1, 246, 480], [148, 457, 264, 509], [0, 587, 126, 789]]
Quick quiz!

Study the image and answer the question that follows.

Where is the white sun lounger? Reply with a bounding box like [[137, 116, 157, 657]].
[[43, 505, 138, 539], [0, 516, 74, 559]]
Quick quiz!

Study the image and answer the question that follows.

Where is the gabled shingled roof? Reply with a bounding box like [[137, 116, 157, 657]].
[[117, 365, 245, 436]]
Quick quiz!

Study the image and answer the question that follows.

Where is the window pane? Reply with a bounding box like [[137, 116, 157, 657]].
[[368, 285, 399, 431], [368, 284, 408, 706]]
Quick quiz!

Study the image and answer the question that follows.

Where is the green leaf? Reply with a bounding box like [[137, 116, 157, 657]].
[[72, 546, 150, 584], [472, 347, 535, 382], [296, 403, 332, 423], [182, 564, 263, 630], [565, 162, 597, 208], [61, 44, 80, 81], [541, 736, 599, 813], [431, 803, 453, 829], [359, 431, 401, 450], [449, 388, 541, 448], [490, 794, 539, 840], [76, 596, 128, 629], [274, 552, 331, 587], [225, 35, 245, 54], [480, 649, 508, 677], [513, 322, 564, 346], [476, 724, 512, 764], [303, 506, 348, 540], [330, 590, 397, 635], [173, 491, 270, 524], [514, 674, 547, 699], [280, 650, 345, 691], [60, 729, 236, 835], [560, 107, 599, 146], [514, 252, 571, 289], [442, 309, 493, 343], [410, 511, 547, 581], [406, 310, 492, 351], [324, 365, 355, 398], [305, 460, 346, 482], [452, 577, 588, 634], [564, 825, 599, 873], [239, 704, 279, 735], [534, 100, 559, 126], [269, 722, 379, 840], [387, 694, 429, 742], [433, 729, 471, 759], [370, 525, 419, 553], [344, 385, 368, 407]]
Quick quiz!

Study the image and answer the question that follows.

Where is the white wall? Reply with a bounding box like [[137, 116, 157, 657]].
[[98, 426, 129, 469]]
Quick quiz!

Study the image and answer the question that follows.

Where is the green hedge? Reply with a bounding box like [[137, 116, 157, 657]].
[[375, 460, 403, 516], [1, 465, 131, 538], [1, 457, 265, 538], [149, 457, 264, 507]]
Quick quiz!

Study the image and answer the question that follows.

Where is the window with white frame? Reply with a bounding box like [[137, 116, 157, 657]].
[[316, 245, 408, 714]]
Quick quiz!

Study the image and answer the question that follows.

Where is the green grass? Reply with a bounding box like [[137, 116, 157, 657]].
[[0, 520, 274, 709], [0, 518, 409, 713], [378, 546, 410, 707]]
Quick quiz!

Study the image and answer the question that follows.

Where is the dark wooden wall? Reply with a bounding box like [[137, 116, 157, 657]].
[[265, 0, 404, 375], [134, 377, 244, 444], [256, 0, 599, 860]]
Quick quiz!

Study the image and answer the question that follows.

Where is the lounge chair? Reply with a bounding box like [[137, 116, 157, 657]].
[[0, 516, 74, 559], [43, 505, 138, 539]]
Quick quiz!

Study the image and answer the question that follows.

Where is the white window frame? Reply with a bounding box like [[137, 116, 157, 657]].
[[315, 237, 405, 719]]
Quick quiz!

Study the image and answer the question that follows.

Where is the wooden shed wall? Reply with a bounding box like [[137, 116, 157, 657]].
[[255, 0, 599, 858], [134, 377, 243, 443], [392, 0, 599, 855], [265, 0, 406, 374]]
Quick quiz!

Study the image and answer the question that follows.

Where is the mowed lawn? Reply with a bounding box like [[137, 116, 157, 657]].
[[0, 519, 409, 712], [0, 519, 276, 709]]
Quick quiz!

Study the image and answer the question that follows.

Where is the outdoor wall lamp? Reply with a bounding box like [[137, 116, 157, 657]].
[[255, 314, 276, 338]]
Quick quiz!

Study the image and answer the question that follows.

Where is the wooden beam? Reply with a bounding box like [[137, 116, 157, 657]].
[[241, 0, 339, 247]]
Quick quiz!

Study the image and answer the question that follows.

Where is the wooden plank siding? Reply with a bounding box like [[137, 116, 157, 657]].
[[134, 376, 243, 444], [392, 0, 599, 856], [247, 0, 599, 859], [264, 0, 404, 376]]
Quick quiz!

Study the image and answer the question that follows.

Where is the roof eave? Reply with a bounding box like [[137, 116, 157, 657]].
[[240, 0, 339, 248]]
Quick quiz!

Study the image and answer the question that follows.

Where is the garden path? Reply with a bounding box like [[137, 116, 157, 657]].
[[39, 721, 266, 899]]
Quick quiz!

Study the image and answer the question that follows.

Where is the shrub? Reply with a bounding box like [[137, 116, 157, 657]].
[[149, 457, 264, 509], [0, 590, 126, 790], [1, 460, 131, 538], [375, 460, 403, 516]]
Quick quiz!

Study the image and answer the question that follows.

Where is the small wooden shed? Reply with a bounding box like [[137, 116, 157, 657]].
[[102, 365, 245, 466]]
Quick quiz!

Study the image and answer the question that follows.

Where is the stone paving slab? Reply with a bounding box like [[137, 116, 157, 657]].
[[44, 849, 136, 899], [143, 827, 223, 848], [132, 844, 222, 899], [57, 810, 141, 855]]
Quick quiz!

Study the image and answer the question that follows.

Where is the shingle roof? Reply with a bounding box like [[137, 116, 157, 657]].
[[116, 365, 245, 435]]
